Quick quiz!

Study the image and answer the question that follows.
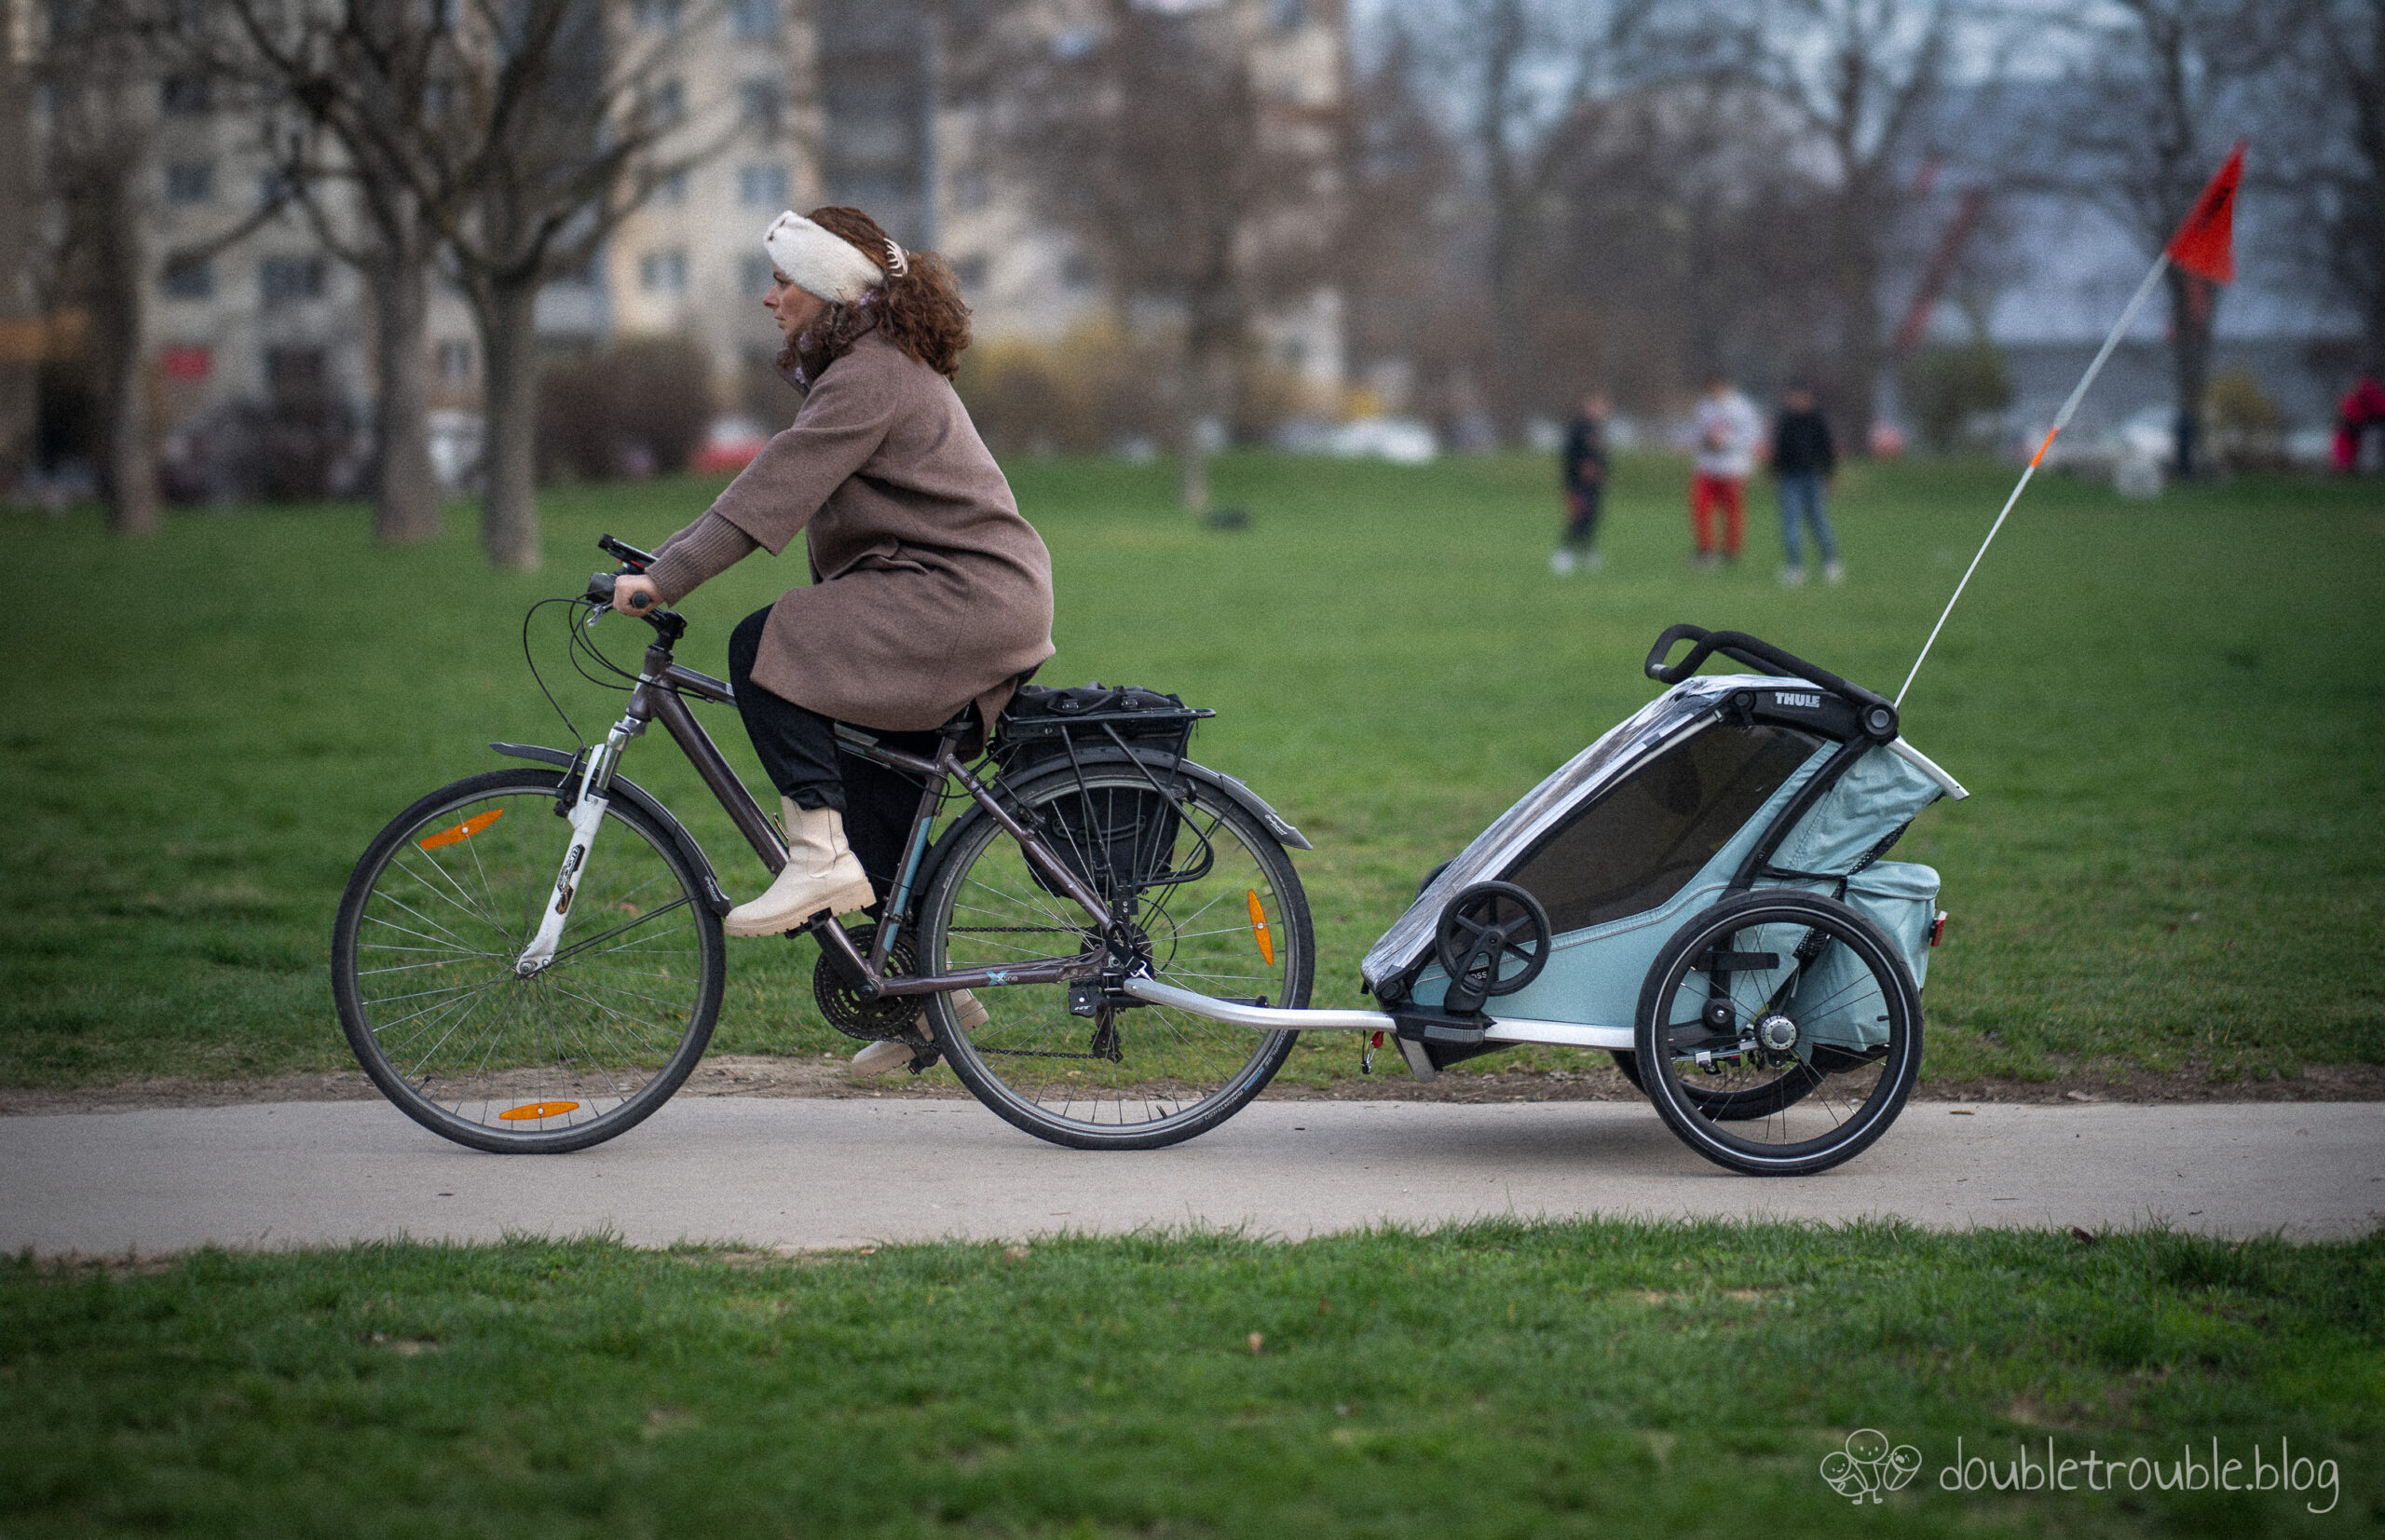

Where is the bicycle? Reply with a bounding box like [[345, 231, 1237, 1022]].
[[331, 536, 1316, 1154]]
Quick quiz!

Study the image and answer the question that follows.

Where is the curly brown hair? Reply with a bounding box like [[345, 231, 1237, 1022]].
[[778, 205, 973, 381]]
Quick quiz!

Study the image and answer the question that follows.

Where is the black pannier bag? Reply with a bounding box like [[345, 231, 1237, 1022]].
[[992, 683, 1212, 900]]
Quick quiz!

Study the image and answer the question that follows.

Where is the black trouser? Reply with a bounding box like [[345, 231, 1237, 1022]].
[[727, 606, 941, 899], [1562, 482, 1603, 549]]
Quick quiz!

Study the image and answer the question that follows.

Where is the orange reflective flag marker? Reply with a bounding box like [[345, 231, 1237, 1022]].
[[498, 1100, 579, 1122], [1247, 889, 1275, 966], [2165, 141, 2243, 285], [417, 808, 504, 852]]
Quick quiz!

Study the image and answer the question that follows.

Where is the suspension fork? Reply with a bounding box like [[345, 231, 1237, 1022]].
[[512, 702, 648, 975]]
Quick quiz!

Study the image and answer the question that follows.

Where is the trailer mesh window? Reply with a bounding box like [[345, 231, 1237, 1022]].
[[1510, 723, 1819, 934]]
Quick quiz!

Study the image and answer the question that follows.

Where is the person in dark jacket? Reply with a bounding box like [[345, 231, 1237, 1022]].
[[1769, 386, 1842, 585], [1551, 390, 1610, 575]]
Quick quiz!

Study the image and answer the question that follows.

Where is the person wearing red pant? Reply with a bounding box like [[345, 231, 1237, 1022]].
[[1688, 373, 1763, 566]]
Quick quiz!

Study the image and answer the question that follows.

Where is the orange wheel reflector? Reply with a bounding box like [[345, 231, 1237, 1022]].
[[1246, 889, 1275, 966], [497, 1100, 579, 1122], [418, 808, 504, 852]]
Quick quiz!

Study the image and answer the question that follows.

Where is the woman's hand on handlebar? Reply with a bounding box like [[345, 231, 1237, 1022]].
[[611, 574, 661, 616]]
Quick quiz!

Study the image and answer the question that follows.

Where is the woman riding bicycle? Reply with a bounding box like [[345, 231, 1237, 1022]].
[[609, 207, 1055, 1070]]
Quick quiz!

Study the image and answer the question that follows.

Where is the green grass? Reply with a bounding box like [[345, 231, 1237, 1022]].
[[3, 451, 2380, 1088], [3, 1221, 2377, 1536]]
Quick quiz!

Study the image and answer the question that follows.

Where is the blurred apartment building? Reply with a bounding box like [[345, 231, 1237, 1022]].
[[21, 0, 1345, 496]]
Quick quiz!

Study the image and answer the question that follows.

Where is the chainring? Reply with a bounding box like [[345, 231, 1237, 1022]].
[[811, 923, 926, 1043]]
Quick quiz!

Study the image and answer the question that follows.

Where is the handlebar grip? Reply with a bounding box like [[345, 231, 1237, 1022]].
[[586, 572, 618, 604], [1644, 622, 1898, 739], [624, 588, 653, 611]]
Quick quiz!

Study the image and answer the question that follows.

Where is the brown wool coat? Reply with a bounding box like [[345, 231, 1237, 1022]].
[[651, 330, 1054, 735]]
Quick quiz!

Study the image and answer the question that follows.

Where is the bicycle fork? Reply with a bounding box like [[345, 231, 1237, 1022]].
[[513, 715, 641, 975]]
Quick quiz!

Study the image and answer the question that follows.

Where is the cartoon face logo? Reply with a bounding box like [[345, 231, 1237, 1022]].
[[1820, 1429, 1922, 1504]]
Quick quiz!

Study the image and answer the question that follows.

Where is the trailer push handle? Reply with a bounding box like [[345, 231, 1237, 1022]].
[[1643, 624, 1899, 741]]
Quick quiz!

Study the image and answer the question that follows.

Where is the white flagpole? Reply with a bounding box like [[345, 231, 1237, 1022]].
[[1894, 252, 2174, 710]]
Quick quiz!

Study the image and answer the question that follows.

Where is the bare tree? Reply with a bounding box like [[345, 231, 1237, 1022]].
[[2051, 0, 2291, 476], [33, 11, 163, 535], [1538, 67, 1827, 410], [214, 1, 747, 568], [1338, 19, 1468, 411], [1411, 0, 1658, 438], [998, 0, 1332, 511], [1747, 0, 1955, 453], [0, 7, 35, 493], [2272, 0, 2385, 370]]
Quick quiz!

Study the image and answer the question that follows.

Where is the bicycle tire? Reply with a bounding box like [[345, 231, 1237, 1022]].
[[919, 764, 1313, 1150], [331, 769, 725, 1153], [1633, 890, 1920, 1176]]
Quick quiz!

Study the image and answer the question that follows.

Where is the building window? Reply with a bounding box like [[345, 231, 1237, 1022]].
[[640, 249, 688, 293], [159, 75, 211, 116], [742, 253, 774, 294], [165, 162, 213, 204], [951, 166, 989, 212], [729, 0, 778, 36], [436, 339, 473, 383], [953, 253, 988, 291], [161, 254, 212, 300], [739, 80, 783, 137], [737, 162, 789, 206], [631, 0, 682, 27], [259, 255, 327, 305]]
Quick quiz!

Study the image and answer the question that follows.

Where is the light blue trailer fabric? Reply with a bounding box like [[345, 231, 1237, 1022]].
[[1772, 745, 1943, 876], [1792, 862, 1941, 1051]]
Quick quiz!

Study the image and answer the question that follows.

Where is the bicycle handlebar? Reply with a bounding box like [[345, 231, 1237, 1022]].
[[1644, 623, 1898, 740]]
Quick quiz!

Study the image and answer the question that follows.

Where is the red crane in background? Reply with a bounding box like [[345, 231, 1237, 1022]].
[[1894, 184, 1990, 354]]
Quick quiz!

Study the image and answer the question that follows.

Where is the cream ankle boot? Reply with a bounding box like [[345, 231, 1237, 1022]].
[[723, 799, 876, 937]]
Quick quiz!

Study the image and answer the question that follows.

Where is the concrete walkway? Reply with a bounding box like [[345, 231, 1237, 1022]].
[[2, 1097, 2378, 1257]]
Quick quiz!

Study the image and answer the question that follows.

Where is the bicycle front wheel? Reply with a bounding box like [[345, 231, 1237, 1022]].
[[331, 770, 725, 1152], [919, 766, 1313, 1150]]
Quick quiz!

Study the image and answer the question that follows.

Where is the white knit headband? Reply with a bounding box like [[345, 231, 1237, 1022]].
[[763, 211, 905, 304]]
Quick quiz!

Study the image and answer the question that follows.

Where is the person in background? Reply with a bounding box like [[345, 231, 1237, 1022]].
[[1551, 389, 1610, 575], [2334, 365, 2385, 473], [1770, 385, 1843, 585], [1689, 373, 1762, 566]]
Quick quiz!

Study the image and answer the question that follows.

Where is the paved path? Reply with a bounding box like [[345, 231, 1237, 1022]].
[[3, 1097, 2378, 1256]]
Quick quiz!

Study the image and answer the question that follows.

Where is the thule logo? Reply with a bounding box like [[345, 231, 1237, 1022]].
[[1775, 691, 1822, 709]]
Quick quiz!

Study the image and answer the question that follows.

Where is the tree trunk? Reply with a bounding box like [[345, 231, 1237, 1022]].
[[371, 247, 442, 545], [0, 39, 34, 493], [1179, 340, 1210, 514], [2165, 266, 2217, 478], [95, 165, 157, 537], [475, 280, 542, 570]]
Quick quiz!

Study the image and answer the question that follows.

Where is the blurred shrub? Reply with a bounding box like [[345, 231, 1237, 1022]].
[[957, 322, 1177, 456], [1902, 341, 2012, 454], [2204, 369, 2286, 471], [538, 336, 714, 482]]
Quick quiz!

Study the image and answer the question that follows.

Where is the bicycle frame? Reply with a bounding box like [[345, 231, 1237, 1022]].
[[569, 625, 1119, 1006]]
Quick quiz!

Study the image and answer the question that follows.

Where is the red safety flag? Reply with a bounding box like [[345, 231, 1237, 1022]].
[[2165, 142, 2244, 284]]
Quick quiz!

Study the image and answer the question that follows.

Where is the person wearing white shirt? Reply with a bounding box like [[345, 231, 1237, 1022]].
[[1689, 374, 1763, 566]]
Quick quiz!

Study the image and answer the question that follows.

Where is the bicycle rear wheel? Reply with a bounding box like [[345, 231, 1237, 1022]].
[[331, 770, 725, 1152], [918, 765, 1313, 1150]]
